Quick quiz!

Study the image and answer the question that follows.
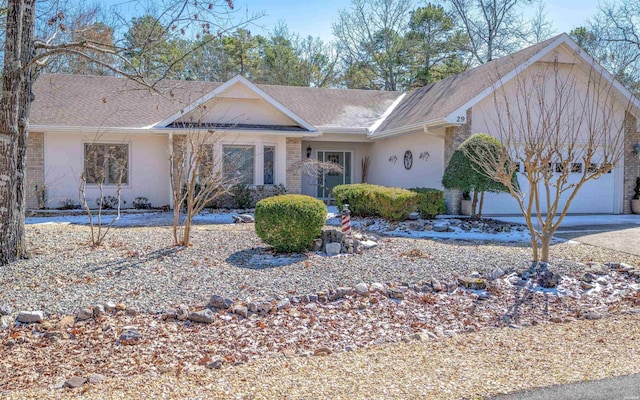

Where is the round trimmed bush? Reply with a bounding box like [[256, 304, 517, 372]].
[[255, 194, 326, 253]]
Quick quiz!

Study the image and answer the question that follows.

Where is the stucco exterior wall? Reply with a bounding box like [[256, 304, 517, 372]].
[[470, 60, 629, 214], [42, 132, 291, 209], [43, 132, 172, 208], [367, 130, 445, 190]]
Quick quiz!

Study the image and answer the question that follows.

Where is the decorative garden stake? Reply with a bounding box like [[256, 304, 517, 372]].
[[341, 204, 351, 237]]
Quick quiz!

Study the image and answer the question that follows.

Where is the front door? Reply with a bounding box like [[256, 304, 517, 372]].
[[317, 151, 352, 199]]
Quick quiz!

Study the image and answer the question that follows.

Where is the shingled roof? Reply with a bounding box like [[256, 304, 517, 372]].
[[31, 74, 401, 130], [375, 34, 564, 133]]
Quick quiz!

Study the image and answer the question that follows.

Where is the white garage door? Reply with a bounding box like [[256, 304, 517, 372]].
[[480, 164, 620, 215]]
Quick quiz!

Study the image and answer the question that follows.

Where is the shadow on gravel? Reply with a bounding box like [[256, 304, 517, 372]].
[[226, 248, 308, 270], [87, 247, 180, 273]]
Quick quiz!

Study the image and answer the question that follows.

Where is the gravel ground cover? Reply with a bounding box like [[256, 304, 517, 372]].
[[2, 222, 640, 398], [2, 223, 640, 315]]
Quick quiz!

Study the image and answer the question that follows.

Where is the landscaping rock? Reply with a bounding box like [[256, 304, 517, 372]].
[[162, 309, 177, 321], [432, 221, 450, 232], [0, 315, 13, 330], [75, 308, 93, 321], [538, 270, 561, 289], [431, 278, 444, 292], [104, 302, 116, 313], [336, 287, 354, 297], [177, 304, 189, 321], [232, 304, 248, 318], [93, 304, 106, 317], [0, 304, 12, 316], [233, 214, 255, 223], [188, 309, 215, 324], [276, 298, 291, 310], [206, 358, 224, 370], [388, 287, 406, 300], [459, 277, 487, 290], [258, 301, 273, 314], [125, 307, 139, 316], [209, 295, 232, 309], [16, 311, 43, 323], [119, 327, 142, 342], [87, 373, 107, 385], [355, 282, 369, 295], [409, 221, 424, 231], [411, 331, 436, 341], [489, 268, 505, 280], [370, 282, 386, 293], [586, 262, 608, 275], [310, 238, 323, 252], [64, 376, 87, 389], [360, 240, 378, 249], [407, 212, 420, 220], [580, 272, 596, 283], [325, 242, 341, 256]]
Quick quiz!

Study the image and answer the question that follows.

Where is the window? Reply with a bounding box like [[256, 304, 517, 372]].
[[570, 162, 583, 173], [223, 145, 254, 185], [263, 146, 275, 185], [84, 143, 128, 185], [555, 163, 564, 173]]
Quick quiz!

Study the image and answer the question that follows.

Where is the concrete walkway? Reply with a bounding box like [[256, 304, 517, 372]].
[[492, 214, 640, 256], [491, 373, 640, 400]]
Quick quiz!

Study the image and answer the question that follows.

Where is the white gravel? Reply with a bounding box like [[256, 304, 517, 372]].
[[1, 223, 638, 315]]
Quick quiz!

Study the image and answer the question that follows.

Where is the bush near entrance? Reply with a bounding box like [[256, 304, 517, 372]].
[[255, 194, 326, 253], [333, 184, 445, 222]]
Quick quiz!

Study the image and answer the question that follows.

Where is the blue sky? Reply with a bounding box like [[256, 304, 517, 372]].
[[234, 0, 600, 42], [103, 0, 601, 42]]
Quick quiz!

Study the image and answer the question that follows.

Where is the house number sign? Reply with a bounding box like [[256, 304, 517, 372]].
[[404, 150, 413, 170]]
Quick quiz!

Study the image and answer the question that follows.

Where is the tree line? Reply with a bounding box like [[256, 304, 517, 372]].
[[4, 0, 635, 94]]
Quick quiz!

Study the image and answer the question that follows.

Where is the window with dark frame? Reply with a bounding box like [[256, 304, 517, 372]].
[[84, 143, 129, 185], [223, 145, 255, 185], [263, 146, 275, 185], [570, 162, 583, 173]]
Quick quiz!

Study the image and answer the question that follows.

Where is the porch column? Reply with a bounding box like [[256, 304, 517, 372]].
[[623, 111, 639, 214], [444, 108, 472, 214], [286, 137, 302, 194]]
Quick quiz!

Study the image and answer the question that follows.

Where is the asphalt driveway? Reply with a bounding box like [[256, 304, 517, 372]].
[[493, 214, 640, 256]]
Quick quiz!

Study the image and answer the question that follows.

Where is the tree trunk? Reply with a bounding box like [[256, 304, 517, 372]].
[[477, 191, 485, 219], [540, 232, 552, 263], [0, 0, 36, 265], [471, 191, 478, 218]]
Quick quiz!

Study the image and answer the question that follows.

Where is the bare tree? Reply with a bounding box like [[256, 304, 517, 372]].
[[79, 142, 128, 246], [333, 0, 413, 90], [296, 158, 344, 206], [466, 58, 629, 262], [443, 0, 549, 64], [0, 0, 260, 265], [169, 122, 238, 246]]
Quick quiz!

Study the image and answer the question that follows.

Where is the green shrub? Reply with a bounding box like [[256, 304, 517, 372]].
[[132, 196, 152, 209], [255, 194, 326, 253], [333, 183, 380, 217], [410, 188, 446, 219], [231, 183, 254, 209], [334, 184, 432, 221], [372, 187, 418, 221]]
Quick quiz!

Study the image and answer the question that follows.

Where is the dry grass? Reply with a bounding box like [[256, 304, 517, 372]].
[[7, 313, 640, 400]]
